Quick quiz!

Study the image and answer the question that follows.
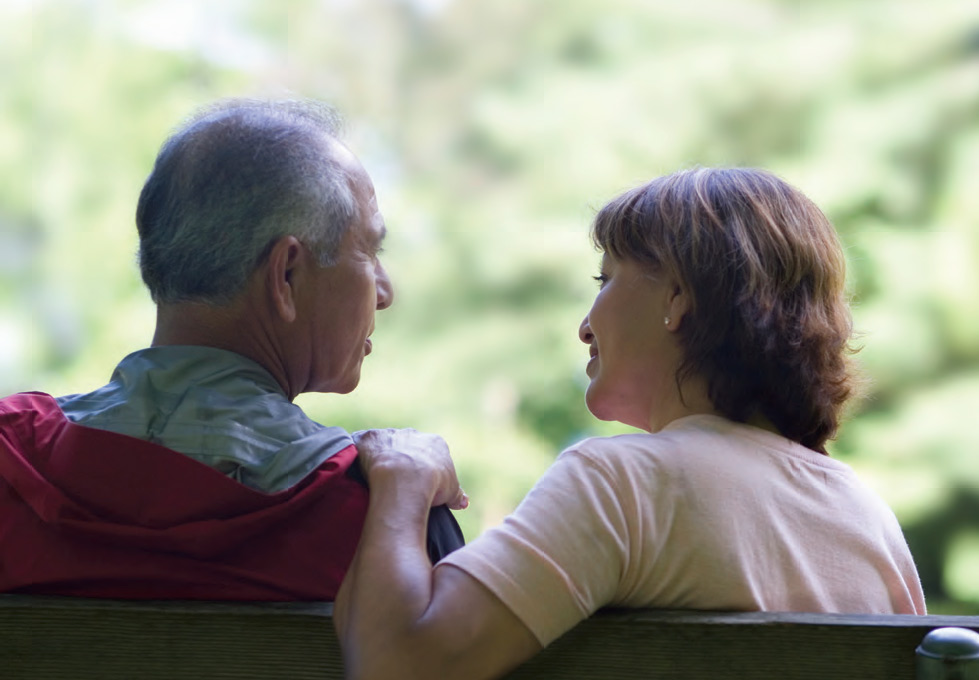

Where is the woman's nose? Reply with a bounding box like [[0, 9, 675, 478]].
[[579, 316, 593, 344]]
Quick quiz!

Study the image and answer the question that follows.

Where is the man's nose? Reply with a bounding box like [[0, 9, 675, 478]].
[[376, 263, 394, 310]]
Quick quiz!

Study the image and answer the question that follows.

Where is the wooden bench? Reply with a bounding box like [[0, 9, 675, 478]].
[[2, 594, 977, 679]]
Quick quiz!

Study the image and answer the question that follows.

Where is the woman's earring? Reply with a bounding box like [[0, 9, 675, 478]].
[[664, 316, 671, 326]]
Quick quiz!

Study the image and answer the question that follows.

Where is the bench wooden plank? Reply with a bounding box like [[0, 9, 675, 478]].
[[1, 597, 340, 680], [510, 610, 979, 680], [1, 595, 977, 679]]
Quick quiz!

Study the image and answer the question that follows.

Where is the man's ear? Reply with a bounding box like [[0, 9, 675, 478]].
[[664, 278, 692, 332], [265, 236, 304, 323]]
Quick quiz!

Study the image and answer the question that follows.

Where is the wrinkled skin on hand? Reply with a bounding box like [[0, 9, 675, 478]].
[[353, 428, 469, 510]]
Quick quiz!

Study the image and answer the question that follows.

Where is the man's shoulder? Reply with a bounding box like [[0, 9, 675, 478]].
[[0, 392, 62, 422]]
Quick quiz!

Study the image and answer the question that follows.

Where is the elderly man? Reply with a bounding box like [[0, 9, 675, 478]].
[[0, 100, 462, 600]]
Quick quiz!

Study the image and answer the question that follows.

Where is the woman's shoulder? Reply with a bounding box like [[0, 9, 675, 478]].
[[563, 414, 733, 459], [560, 414, 849, 477], [557, 422, 707, 477]]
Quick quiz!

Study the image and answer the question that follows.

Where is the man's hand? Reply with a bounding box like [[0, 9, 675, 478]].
[[352, 428, 469, 511]]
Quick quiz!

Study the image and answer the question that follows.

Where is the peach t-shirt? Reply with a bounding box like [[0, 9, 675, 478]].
[[438, 415, 925, 646]]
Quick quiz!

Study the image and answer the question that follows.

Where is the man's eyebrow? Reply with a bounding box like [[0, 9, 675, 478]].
[[365, 225, 386, 253]]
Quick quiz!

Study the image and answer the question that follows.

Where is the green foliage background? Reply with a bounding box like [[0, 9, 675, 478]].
[[4, 0, 978, 613]]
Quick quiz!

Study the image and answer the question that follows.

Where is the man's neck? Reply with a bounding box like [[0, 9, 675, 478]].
[[152, 302, 296, 400]]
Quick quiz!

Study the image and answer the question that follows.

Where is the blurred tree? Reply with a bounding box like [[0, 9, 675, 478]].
[[5, 0, 977, 611]]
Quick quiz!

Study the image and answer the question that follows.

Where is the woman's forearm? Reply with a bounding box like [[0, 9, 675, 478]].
[[335, 467, 438, 680], [336, 430, 539, 680]]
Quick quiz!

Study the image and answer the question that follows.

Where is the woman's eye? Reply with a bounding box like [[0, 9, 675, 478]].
[[593, 274, 608, 287]]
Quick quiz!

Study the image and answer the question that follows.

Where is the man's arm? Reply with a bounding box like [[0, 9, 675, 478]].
[[334, 429, 541, 680]]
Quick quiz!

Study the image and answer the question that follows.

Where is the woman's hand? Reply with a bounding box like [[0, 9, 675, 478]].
[[352, 428, 469, 510], [338, 428, 538, 680]]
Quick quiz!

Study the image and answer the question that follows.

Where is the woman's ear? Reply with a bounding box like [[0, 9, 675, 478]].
[[664, 279, 691, 332], [265, 236, 304, 323]]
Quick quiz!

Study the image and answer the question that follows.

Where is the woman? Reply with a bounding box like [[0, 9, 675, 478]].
[[334, 168, 925, 680]]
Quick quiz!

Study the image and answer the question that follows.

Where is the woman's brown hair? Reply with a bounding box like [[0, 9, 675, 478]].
[[592, 168, 857, 452]]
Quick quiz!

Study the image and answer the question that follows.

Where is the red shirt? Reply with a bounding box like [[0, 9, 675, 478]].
[[0, 392, 368, 600]]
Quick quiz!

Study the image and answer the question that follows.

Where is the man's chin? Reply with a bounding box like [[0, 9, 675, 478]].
[[310, 368, 362, 396], [333, 374, 361, 395]]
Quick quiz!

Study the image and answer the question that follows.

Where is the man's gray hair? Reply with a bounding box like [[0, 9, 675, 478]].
[[135, 99, 358, 305]]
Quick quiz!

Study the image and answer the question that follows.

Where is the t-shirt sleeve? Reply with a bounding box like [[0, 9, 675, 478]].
[[435, 444, 633, 647]]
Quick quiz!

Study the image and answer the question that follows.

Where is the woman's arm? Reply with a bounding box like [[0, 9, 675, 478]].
[[334, 429, 541, 680]]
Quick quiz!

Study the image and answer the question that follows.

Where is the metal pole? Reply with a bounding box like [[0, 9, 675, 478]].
[[916, 627, 979, 680]]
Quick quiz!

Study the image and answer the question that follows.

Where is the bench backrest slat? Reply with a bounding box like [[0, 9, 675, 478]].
[[2, 595, 977, 679]]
